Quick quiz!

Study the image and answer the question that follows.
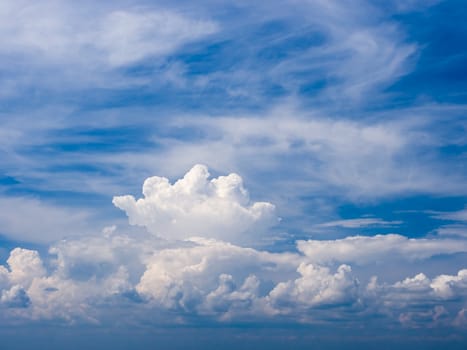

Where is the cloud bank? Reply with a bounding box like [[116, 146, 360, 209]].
[[0, 165, 465, 330]]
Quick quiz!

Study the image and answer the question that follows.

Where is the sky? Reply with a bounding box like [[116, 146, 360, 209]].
[[0, 0, 467, 349]]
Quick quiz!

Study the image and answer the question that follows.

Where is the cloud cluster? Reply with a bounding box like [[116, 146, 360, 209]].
[[0, 233, 466, 328], [113, 164, 277, 244], [0, 165, 466, 330]]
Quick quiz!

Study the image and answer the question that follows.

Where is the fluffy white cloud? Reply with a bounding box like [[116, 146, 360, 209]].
[[431, 269, 467, 299], [296, 234, 467, 265], [369, 269, 467, 304], [0, 243, 134, 321], [0, 166, 466, 329], [113, 165, 277, 244], [7, 248, 46, 287], [267, 263, 358, 313], [135, 236, 299, 316], [1, 232, 465, 326]]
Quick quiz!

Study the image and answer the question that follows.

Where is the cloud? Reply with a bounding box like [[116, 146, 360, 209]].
[[135, 237, 296, 316], [1, 233, 465, 327], [0, 164, 465, 329], [316, 217, 402, 228], [0, 1, 217, 68], [113, 164, 277, 244], [368, 269, 467, 314], [436, 225, 467, 238], [6, 248, 46, 287], [296, 234, 467, 265], [431, 209, 467, 238], [433, 208, 467, 222], [0, 0, 218, 100], [431, 269, 467, 299], [267, 263, 358, 312], [96, 10, 218, 67], [0, 196, 94, 243], [132, 106, 467, 204]]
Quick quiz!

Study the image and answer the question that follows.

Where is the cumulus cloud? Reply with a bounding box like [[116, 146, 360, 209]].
[[431, 270, 467, 299], [113, 164, 277, 244], [7, 248, 46, 287], [365, 269, 467, 328], [0, 165, 466, 329], [1, 234, 465, 327], [268, 263, 358, 312]]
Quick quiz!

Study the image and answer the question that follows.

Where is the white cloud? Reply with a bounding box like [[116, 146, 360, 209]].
[[113, 164, 277, 244], [433, 208, 467, 222], [267, 263, 358, 312], [431, 269, 467, 299], [0, 1, 217, 68], [97, 10, 217, 67], [316, 217, 402, 228], [132, 107, 465, 204], [0, 165, 465, 328], [6, 248, 46, 287], [436, 225, 467, 238], [368, 269, 467, 313], [135, 237, 299, 315], [0, 224, 465, 327], [296, 234, 467, 265]]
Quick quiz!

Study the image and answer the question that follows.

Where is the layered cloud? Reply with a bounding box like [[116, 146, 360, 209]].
[[1, 233, 466, 327], [0, 165, 466, 330], [297, 234, 467, 265]]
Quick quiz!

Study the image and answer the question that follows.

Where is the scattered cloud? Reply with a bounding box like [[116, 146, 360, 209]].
[[316, 218, 402, 228]]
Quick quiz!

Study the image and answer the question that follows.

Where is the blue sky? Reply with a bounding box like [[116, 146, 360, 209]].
[[0, 0, 467, 349]]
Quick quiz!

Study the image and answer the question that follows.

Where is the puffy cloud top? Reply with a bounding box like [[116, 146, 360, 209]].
[[113, 164, 277, 244]]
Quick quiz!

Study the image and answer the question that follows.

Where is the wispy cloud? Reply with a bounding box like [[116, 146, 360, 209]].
[[316, 218, 402, 228]]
